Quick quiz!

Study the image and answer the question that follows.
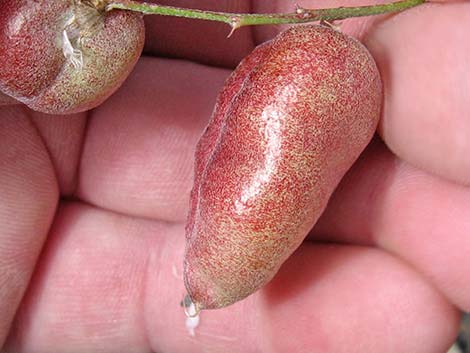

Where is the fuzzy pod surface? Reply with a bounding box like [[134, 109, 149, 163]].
[[0, 0, 145, 114], [184, 25, 383, 310]]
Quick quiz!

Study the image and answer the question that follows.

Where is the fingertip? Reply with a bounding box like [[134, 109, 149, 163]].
[[78, 57, 230, 222], [256, 244, 460, 353], [364, 2, 470, 184]]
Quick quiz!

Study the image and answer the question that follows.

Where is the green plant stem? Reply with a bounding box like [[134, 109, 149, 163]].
[[106, 0, 425, 29]]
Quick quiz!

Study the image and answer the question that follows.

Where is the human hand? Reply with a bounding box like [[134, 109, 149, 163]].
[[0, 1, 468, 352]]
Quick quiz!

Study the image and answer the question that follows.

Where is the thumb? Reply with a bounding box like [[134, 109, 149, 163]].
[[0, 107, 58, 347]]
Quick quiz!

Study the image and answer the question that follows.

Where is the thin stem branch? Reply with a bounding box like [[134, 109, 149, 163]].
[[106, 0, 425, 30]]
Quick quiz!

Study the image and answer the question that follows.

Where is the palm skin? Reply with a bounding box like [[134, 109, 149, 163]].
[[0, 1, 469, 352]]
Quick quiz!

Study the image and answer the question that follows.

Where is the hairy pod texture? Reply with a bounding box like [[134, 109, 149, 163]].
[[0, 0, 144, 114], [184, 25, 382, 310]]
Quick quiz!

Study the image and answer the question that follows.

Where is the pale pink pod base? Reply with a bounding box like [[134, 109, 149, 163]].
[[184, 25, 383, 310]]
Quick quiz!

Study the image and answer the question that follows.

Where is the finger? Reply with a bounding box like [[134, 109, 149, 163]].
[[29, 112, 88, 196], [77, 57, 230, 222], [255, 244, 459, 353], [5, 202, 165, 353], [143, 0, 255, 68], [364, 2, 470, 184], [0, 107, 58, 347], [5, 203, 459, 352], [311, 137, 470, 311]]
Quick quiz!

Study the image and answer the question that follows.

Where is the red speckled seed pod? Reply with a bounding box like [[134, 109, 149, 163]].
[[0, 0, 144, 114], [184, 25, 382, 310]]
